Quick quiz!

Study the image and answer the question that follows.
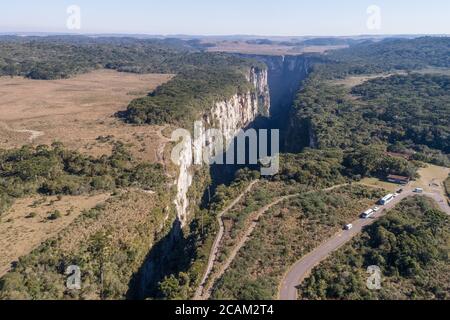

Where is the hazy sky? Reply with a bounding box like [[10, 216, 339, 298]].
[[1, 0, 449, 36]]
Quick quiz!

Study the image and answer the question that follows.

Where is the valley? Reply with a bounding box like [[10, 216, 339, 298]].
[[0, 35, 449, 302]]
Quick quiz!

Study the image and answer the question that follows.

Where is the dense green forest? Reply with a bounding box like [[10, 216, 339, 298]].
[[299, 196, 450, 300], [0, 143, 166, 215], [317, 37, 450, 78], [287, 72, 450, 174], [0, 36, 193, 78], [121, 65, 256, 127]]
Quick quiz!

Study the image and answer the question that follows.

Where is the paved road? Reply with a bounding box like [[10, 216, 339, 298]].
[[193, 180, 259, 300], [279, 185, 450, 300]]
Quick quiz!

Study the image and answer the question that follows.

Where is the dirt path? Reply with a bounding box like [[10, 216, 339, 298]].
[[196, 183, 348, 300], [0, 122, 44, 143], [193, 180, 259, 300], [199, 194, 297, 300]]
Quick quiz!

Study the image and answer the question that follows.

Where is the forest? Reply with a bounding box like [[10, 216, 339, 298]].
[[299, 196, 450, 300], [317, 37, 450, 79], [287, 71, 450, 180], [121, 65, 255, 127]]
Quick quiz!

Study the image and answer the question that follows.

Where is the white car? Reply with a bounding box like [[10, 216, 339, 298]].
[[373, 207, 380, 212], [344, 224, 353, 230]]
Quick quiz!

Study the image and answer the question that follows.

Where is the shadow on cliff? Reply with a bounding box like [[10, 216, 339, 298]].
[[127, 217, 205, 299], [126, 219, 186, 299]]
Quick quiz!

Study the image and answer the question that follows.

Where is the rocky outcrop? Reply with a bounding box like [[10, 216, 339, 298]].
[[174, 67, 270, 226]]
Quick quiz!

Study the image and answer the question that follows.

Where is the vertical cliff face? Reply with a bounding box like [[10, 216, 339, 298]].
[[234, 54, 320, 151], [174, 67, 270, 226]]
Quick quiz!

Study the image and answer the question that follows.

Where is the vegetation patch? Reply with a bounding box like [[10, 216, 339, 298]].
[[0, 142, 166, 215], [210, 185, 384, 299]]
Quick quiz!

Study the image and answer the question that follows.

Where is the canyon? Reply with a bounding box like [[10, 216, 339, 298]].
[[132, 54, 316, 299]]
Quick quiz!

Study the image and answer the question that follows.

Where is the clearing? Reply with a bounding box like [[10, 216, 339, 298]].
[[0, 193, 110, 276], [205, 41, 347, 55]]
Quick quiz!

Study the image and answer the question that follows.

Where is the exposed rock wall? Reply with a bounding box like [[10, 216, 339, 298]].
[[174, 67, 270, 226]]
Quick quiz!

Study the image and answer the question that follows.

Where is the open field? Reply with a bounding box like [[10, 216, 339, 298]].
[[358, 178, 400, 193], [412, 164, 450, 197], [358, 164, 450, 195], [205, 41, 348, 55], [330, 72, 408, 88], [0, 193, 111, 276], [331, 68, 450, 89], [0, 69, 173, 162]]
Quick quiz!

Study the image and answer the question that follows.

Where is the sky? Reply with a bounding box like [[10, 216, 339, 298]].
[[1, 0, 449, 36]]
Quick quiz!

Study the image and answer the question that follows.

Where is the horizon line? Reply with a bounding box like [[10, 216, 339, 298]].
[[1, 30, 449, 39]]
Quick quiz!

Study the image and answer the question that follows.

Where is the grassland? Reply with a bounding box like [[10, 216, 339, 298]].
[[0, 70, 173, 162], [0, 193, 110, 276]]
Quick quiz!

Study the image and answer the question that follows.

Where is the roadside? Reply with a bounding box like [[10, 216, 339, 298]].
[[279, 166, 450, 300]]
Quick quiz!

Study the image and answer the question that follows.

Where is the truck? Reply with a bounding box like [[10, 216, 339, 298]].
[[379, 194, 394, 205], [414, 188, 424, 193], [361, 209, 374, 219]]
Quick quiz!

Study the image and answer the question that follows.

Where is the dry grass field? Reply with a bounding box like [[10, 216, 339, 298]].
[[412, 164, 450, 196], [330, 72, 408, 88], [0, 69, 173, 162], [0, 193, 111, 276], [206, 41, 347, 55], [359, 164, 450, 196]]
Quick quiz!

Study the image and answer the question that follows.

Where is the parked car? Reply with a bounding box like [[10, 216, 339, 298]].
[[373, 207, 380, 212], [344, 224, 353, 230], [414, 188, 424, 193]]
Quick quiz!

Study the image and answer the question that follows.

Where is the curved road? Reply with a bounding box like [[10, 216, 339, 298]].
[[279, 186, 450, 300], [199, 193, 298, 300]]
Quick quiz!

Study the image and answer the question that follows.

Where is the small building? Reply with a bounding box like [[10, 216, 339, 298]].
[[387, 175, 410, 185]]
